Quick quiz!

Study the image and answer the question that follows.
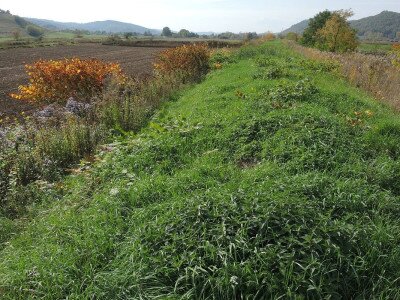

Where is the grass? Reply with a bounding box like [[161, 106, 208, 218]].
[[358, 42, 393, 55], [0, 40, 400, 298]]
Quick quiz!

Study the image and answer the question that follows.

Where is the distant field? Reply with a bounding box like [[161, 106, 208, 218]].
[[0, 43, 166, 118], [357, 42, 394, 54]]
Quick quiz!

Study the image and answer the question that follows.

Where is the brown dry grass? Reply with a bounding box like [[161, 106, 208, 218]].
[[286, 41, 400, 110]]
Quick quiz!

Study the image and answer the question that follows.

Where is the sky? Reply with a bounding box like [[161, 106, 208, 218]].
[[1, 0, 399, 33]]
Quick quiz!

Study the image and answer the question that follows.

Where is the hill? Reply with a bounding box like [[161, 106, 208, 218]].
[[1, 41, 400, 298], [281, 19, 309, 35], [351, 10, 400, 39], [282, 10, 400, 39], [26, 17, 161, 34]]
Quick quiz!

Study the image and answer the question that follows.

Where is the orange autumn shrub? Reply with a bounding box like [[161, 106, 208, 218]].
[[153, 43, 210, 81], [11, 58, 125, 104]]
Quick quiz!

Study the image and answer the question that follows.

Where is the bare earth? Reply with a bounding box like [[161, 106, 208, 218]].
[[0, 43, 165, 118]]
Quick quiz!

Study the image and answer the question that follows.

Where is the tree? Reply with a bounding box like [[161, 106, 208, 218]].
[[161, 27, 172, 37], [124, 32, 134, 39], [178, 29, 191, 38], [26, 25, 44, 38], [316, 10, 359, 52], [301, 10, 332, 46]]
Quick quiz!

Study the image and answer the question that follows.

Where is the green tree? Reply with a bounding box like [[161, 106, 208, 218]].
[[178, 29, 191, 38], [316, 10, 359, 52], [26, 25, 44, 38], [301, 10, 332, 46], [161, 27, 172, 37], [124, 32, 134, 39]]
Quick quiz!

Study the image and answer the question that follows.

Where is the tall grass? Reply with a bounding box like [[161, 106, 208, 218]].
[[286, 41, 400, 110]]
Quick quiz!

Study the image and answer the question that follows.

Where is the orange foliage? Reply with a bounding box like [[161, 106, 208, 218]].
[[10, 58, 125, 103], [153, 44, 210, 80]]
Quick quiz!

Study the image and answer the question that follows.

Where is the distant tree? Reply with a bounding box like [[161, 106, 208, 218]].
[[177, 29, 198, 38], [301, 10, 332, 46], [143, 30, 153, 37], [26, 25, 44, 38], [162, 27, 172, 37], [74, 29, 84, 38], [316, 10, 359, 52], [124, 32, 134, 39], [365, 31, 384, 42], [178, 29, 190, 38], [244, 32, 258, 40], [12, 29, 21, 40]]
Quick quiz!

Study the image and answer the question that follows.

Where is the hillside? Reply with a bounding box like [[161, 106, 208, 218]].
[[282, 10, 400, 39], [0, 41, 400, 298], [0, 11, 29, 37], [26, 17, 161, 34], [281, 19, 309, 35], [351, 10, 400, 39]]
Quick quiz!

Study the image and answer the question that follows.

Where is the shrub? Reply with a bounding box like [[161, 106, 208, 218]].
[[154, 44, 210, 81], [26, 25, 44, 37], [11, 58, 125, 104]]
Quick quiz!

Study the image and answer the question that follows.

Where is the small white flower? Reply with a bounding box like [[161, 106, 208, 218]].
[[110, 188, 120, 196]]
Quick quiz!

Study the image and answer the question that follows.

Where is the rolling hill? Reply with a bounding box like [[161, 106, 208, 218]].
[[351, 11, 400, 39], [25, 18, 161, 35], [282, 10, 400, 39]]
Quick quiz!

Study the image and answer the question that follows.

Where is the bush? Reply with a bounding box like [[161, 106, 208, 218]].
[[26, 25, 44, 37], [154, 44, 210, 81], [11, 58, 125, 104]]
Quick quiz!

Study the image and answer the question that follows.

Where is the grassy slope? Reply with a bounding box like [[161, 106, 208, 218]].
[[1, 41, 400, 299]]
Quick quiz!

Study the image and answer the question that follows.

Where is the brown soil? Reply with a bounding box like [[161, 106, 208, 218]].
[[0, 43, 165, 119]]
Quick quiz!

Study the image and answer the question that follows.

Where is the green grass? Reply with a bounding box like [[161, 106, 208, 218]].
[[1, 41, 400, 299]]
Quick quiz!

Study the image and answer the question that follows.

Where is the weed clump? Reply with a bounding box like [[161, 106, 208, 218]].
[[268, 79, 318, 104], [154, 43, 210, 81]]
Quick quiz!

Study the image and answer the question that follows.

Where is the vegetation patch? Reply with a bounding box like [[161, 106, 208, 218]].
[[0, 40, 400, 299]]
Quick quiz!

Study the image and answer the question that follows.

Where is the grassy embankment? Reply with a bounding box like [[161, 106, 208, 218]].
[[1, 40, 400, 298]]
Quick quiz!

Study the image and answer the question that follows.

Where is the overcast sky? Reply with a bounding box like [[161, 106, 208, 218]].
[[2, 0, 399, 33]]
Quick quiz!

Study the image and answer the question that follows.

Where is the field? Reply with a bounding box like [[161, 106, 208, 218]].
[[357, 42, 394, 54], [0, 43, 166, 118], [1, 41, 400, 298]]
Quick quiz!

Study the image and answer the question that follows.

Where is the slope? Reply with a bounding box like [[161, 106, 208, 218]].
[[0, 41, 400, 299], [351, 10, 400, 39]]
